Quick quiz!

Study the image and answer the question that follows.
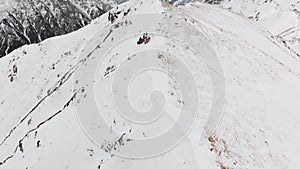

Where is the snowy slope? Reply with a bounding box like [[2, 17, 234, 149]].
[[218, 0, 300, 59], [0, 0, 300, 169], [180, 3, 300, 168], [176, 0, 300, 60]]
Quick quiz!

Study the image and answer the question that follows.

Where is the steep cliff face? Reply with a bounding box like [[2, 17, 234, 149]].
[[0, 0, 118, 58]]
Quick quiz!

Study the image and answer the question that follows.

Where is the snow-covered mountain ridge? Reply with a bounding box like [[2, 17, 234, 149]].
[[219, 0, 300, 58], [172, 0, 300, 58], [0, 0, 300, 169], [1, 0, 299, 59]]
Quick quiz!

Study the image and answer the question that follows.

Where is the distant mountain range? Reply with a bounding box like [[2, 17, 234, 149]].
[[0, 0, 123, 58]]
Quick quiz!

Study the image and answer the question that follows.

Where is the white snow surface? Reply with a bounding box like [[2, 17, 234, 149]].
[[220, 0, 300, 59], [0, 0, 300, 169]]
